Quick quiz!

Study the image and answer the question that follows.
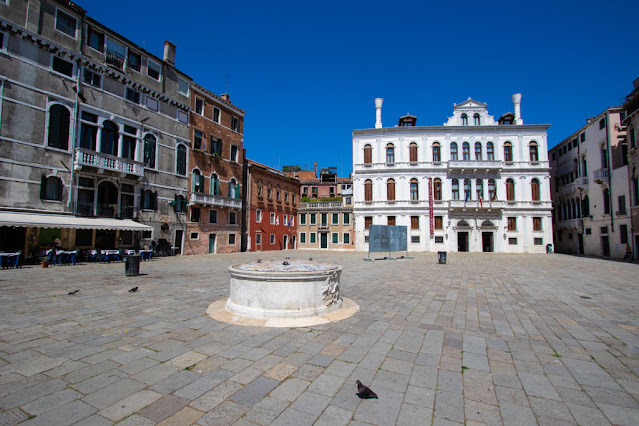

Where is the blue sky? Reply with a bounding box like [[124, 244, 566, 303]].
[[85, 0, 639, 176]]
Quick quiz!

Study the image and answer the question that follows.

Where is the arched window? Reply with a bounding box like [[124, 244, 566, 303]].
[[409, 142, 418, 162], [464, 179, 472, 201], [410, 178, 419, 200], [450, 142, 458, 161], [143, 134, 156, 168], [432, 142, 441, 162], [482, 220, 494, 227], [506, 178, 515, 201], [364, 179, 373, 202], [267, 185, 273, 199], [276, 186, 281, 201], [101, 120, 118, 155], [229, 178, 240, 199], [488, 179, 496, 201], [458, 220, 470, 227], [210, 173, 220, 195], [461, 113, 468, 126], [475, 142, 482, 160], [487, 142, 494, 160], [529, 141, 539, 162], [476, 179, 484, 200], [452, 179, 459, 200], [47, 104, 70, 150], [386, 143, 395, 163], [176, 144, 187, 175], [386, 178, 395, 201], [504, 141, 513, 162], [192, 169, 204, 193], [40, 175, 63, 201], [433, 178, 442, 201], [473, 113, 480, 126], [462, 142, 470, 160], [531, 178, 540, 201], [364, 144, 372, 164], [257, 180, 263, 198]]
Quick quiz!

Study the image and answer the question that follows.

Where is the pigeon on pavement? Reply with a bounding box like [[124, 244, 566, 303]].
[[356, 380, 378, 399], [128, 286, 138, 293], [68, 290, 79, 295]]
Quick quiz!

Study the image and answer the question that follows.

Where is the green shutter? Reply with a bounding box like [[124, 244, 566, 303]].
[[191, 173, 196, 192], [215, 179, 219, 195], [236, 184, 241, 199]]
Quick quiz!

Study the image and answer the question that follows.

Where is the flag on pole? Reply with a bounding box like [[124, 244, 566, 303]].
[[479, 185, 484, 208], [276, 216, 280, 226], [464, 191, 470, 205]]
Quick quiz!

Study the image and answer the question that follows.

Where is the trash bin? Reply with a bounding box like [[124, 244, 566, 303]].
[[125, 254, 141, 276], [438, 251, 447, 264], [546, 244, 553, 254]]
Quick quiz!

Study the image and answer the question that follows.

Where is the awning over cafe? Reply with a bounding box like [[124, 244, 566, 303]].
[[0, 212, 152, 231]]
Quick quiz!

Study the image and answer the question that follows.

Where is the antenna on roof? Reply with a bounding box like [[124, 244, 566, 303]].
[[225, 75, 229, 91]]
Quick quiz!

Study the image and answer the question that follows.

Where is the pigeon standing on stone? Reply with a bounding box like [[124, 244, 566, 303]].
[[356, 380, 378, 399], [68, 290, 79, 295], [128, 286, 138, 293]]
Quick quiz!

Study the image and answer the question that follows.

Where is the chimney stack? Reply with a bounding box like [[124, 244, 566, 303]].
[[221, 93, 230, 102], [512, 93, 523, 125], [375, 98, 383, 128], [163, 41, 176, 66], [314, 162, 318, 177]]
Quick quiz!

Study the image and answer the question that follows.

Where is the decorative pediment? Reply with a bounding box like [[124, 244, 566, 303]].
[[444, 97, 496, 126], [455, 98, 487, 109]]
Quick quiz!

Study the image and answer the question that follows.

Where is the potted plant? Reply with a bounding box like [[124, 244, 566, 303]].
[[40, 255, 49, 268]]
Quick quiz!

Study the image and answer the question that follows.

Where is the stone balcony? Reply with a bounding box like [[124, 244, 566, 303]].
[[449, 199, 504, 211], [75, 148, 144, 178], [577, 176, 589, 190], [557, 219, 583, 230], [448, 160, 502, 174], [190, 192, 242, 209], [593, 168, 609, 184]]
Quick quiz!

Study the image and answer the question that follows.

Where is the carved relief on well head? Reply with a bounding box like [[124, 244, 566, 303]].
[[322, 271, 341, 307]]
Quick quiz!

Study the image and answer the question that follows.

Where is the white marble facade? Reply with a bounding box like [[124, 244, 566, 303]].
[[352, 96, 552, 253]]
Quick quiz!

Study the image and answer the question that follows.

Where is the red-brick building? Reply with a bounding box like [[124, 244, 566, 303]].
[[185, 86, 244, 254], [244, 160, 300, 251]]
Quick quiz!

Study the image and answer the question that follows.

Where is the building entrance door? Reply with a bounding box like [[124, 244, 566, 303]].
[[291, 235, 296, 249], [602, 236, 610, 257], [320, 233, 328, 249], [283, 235, 288, 250], [482, 232, 493, 252], [578, 234, 584, 255], [458, 232, 469, 252], [174, 230, 183, 255], [208, 234, 216, 254]]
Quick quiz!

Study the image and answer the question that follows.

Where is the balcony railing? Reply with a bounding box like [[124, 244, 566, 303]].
[[75, 148, 144, 177], [558, 219, 582, 230], [449, 199, 504, 210], [593, 168, 609, 183], [558, 181, 577, 195], [448, 160, 502, 174], [301, 201, 343, 209], [75, 202, 135, 218], [190, 192, 241, 209], [577, 176, 588, 190], [105, 51, 125, 70]]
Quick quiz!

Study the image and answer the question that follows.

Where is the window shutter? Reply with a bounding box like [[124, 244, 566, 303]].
[[140, 189, 144, 208], [173, 194, 178, 212], [48, 106, 61, 148], [191, 174, 196, 192], [56, 178, 63, 201], [40, 175, 47, 199], [152, 192, 158, 211], [215, 179, 219, 195], [199, 174, 205, 191], [59, 108, 70, 150], [237, 184, 241, 199]]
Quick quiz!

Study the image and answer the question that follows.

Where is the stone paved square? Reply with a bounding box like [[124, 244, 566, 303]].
[[0, 251, 638, 424]]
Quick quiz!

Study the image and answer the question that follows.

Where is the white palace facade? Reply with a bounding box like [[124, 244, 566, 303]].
[[352, 95, 552, 253]]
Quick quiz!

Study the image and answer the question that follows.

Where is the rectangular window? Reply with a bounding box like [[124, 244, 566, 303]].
[[580, 133, 585, 143], [411, 236, 420, 243], [125, 87, 140, 104], [283, 214, 288, 225], [365, 216, 372, 230], [509, 238, 518, 245], [434, 216, 443, 230], [190, 207, 200, 223], [410, 216, 419, 229], [618, 196, 626, 215], [300, 213, 306, 225], [87, 27, 104, 51], [83, 68, 101, 87], [195, 98, 204, 115], [231, 145, 239, 162], [52, 57, 74, 77], [332, 233, 338, 243], [194, 130, 203, 150], [364, 236, 369, 243], [145, 96, 158, 111], [213, 107, 220, 123], [209, 209, 217, 224], [106, 38, 126, 70], [310, 213, 316, 225], [229, 234, 236, 245], [388, 216, 395, 226], [534, 238, 543, 245], [270, 212, 276, 224], [55, 9, 77, 38], [270, 234, 275, 244], [210, 137, 222, 156], [620, 224, 628, 244], [599, 118, 606, 130], [147, 59, 161, 80], [508, 217, 516, 231], [533, 217, 542, 231], [343, 233, 350, 244], [601, 226, 608, 234], [177, 110, 188, 124], [256, 209, 262, 223], [585, 228, 592, 235], [332, 213, 339, 225], [343, 213, 350, 225], [229, 211, 237, 225], [178, 78, 189, 96], [256, 233, 262, 244], [231, 116, 240, 132], [435, 236, 444, 243], [300, 233, 306, 243], [310, 233, 316, 244], [190, 232, 199, 240], [128, 51, 141, 72]]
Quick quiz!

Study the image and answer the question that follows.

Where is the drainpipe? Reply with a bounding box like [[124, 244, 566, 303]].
[[605, 111, 614, 233], [0, 80, 4, 134], [67, 14, 85, 209]]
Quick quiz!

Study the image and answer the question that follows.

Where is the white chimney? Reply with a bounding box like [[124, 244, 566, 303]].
[[374, 98, 383, 128], [512, 93, 523, 125]]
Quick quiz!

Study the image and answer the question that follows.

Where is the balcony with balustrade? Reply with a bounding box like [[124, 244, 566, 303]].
[[448, 160, 502, 175], [593, 168, 609, 184], [189, 192, 242, 209], [448, 199, 504, 212], [75, 148, 145, 178], [557, 219, 583, 230], [577, 176, 588, 190], [74, 202, 136, 218]]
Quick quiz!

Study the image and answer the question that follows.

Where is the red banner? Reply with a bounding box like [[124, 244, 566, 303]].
[[429, 178, 434, 237]]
